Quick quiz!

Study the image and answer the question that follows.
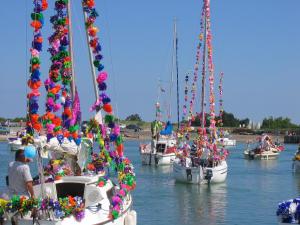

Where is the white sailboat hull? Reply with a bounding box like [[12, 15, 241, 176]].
[[141, 152, 176, 165], [173, 160, 227, 184], [3, 207, 136, 225], [140, 137, 177, 166], [3, 175, 137, 225]]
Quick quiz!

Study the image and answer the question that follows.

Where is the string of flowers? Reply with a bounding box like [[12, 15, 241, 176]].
[[218, 72, 224, 135], [26, 0, 48, 136], [182, 73, 189, 122], [204, 0, 217, 142], [82, 0, 136, 219], [188, 6, 205, 126], [44, 0, 80, 145], [0, 195, 85, 222]]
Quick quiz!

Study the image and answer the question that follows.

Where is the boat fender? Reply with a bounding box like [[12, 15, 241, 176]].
[[125, 210, 137, 225], [186, 168, 192, 181], [205, 169, 213, 183]]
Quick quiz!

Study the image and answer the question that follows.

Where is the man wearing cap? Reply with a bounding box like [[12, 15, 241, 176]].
[[8, 149, 35, 198]]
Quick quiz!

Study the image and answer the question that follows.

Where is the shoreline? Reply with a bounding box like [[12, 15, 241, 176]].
[[0, 132, 285, 144]]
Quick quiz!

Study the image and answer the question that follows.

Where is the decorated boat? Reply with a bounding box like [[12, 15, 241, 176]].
[[140, 120, 177, 165], [1, 1, 136, 225], [173, 0, 228, 185], [244, 135, 283, 160], [276, 197, 300, 224]]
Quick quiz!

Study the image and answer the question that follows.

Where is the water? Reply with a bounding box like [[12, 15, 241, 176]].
[[0, 141, 299, 225]]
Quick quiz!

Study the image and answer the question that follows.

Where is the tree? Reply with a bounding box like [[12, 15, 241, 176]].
[[125, 114, 142, 121], [261, 116, 299, 129]]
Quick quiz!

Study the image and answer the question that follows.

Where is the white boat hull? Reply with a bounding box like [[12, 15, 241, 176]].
[[3, 175, 137, 225], [141, 152, 176, 165], [8, 140, 22, 151], [3, 208, 136, 225], [218, 138, 236, 146], [244, 149, 279, 160], [173, 160, 227, 184]]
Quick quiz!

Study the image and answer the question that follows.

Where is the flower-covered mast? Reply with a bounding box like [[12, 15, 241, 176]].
[[82, 0, 136, 219], [205, 0, 217, 142], [218, 72, 224, 136], [44, 0, 81, 145], [26, 0, 48, 137]]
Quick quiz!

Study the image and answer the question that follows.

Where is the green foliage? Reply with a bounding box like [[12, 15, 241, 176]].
[[11, 117, 26, 122], [125, 114, 142, 122], [261, 116, 299, 129], [191, 111, 249, 128]]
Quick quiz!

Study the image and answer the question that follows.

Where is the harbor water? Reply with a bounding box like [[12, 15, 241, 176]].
[[0, 141, 299, 225]]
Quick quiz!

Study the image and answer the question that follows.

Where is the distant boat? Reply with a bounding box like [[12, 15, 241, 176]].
[[217, 137, 236, 147], [244, 135, 283, 160], [140, 121, 177, 165]]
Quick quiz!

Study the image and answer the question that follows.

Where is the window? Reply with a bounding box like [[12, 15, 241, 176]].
[[56, 183, 85, 199]]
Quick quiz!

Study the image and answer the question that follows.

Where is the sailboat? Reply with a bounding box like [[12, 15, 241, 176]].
[[173, 0, 228, 185], [139, 21, 179, 166], [1, 1, 136, 225]]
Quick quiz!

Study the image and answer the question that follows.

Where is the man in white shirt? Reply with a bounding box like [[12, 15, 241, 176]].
[[8, 149, 34, 198]]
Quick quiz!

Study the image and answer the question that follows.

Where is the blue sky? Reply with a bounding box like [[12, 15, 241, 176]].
[[1, 0, 300, 124]]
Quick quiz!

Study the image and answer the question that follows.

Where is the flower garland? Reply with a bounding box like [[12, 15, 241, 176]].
[[218, 72, 224, 125], [188, 6, 205, 126], [82, 0, 136, 219], [26, 0, 48, 136], [182, 73, 189, 122], [0, 195, 84, 222], [204, 0, 217, 142], [44, 0, 80, 145], [217, 72, 224, 138], [277, 197, 300, 223]]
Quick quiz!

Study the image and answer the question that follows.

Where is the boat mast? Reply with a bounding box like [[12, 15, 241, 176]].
[[168, 19, 176, 121], [67, 0, 76, 98], [201, 8, 207, 130], [175, 19, 180, 129], [82, 9, 99, 101]]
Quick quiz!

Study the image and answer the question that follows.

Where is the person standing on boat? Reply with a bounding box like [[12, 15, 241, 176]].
[[8, 149, 35, 198]]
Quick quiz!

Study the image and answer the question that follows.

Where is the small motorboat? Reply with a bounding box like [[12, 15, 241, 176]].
[[244, 148, 279, 160], [244, 135, 282, 160]]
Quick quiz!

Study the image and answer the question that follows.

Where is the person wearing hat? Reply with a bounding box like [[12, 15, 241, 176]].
[[7, 149, 35, 198]]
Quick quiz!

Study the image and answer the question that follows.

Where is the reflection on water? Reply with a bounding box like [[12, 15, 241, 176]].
[[175, 183, 227, 225], [243, 158, 278, 170]]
